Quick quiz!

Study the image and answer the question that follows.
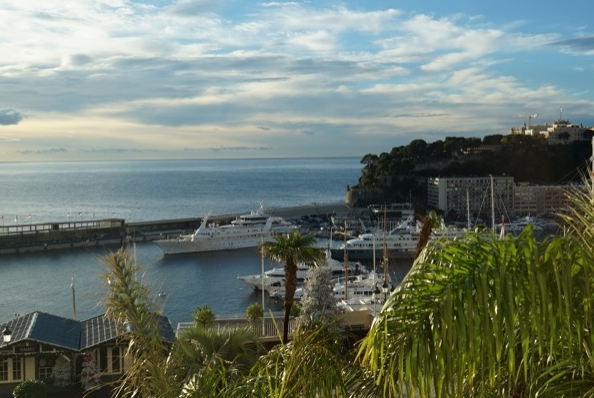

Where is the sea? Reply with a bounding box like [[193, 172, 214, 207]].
[[0, 158, 413, 327]]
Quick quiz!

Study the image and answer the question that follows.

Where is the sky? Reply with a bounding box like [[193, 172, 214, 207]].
[[0, 0, 593, 162]]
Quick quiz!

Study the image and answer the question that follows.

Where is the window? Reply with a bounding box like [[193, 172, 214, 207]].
[[38, 356, 55, 379], [0, 358, 23, 383], [110, 347, 121, 373], [98, 346, 123, 374]]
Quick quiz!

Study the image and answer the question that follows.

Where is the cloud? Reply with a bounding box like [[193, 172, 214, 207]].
[[185, 146, 273, 152], [0, 2, 593, 161], [549, 36, 594, 54], [0, 108, 24, 125], [17, 148, 67, 155]]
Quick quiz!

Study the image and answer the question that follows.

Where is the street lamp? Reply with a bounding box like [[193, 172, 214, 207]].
[[382, 281, 389, 303], [2, 326, 11, 346]]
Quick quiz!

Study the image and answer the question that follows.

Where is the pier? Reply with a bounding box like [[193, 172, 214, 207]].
[[0, 203, 370, 255]]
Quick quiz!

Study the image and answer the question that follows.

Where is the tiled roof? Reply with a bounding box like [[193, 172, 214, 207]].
[[1, 312, 80, 351], [80, 314, 119, 349], [28, 312, 81, 350], [1, 311, 175, 352]]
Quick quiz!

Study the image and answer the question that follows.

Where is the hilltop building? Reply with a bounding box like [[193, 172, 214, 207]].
[[509, 118, 589, 144]]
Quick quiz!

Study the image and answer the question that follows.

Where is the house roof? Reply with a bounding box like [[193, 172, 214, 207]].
[[80, 314, 119, 349], [1, 311, 175, 352]]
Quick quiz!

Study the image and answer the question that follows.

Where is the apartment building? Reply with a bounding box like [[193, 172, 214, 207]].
[[427, 176, 515, 222], [428, 176, 575, 221]]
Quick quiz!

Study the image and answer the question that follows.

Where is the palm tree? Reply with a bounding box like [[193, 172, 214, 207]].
[[259, 231, 324, 343], [414, 210, 441, 259], [357, 211, 594, 397], [170, 325, 263, 397], [235, 320, 378, 398]]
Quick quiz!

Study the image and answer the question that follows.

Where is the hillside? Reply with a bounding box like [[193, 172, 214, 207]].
[[352, 134, 593, 207]]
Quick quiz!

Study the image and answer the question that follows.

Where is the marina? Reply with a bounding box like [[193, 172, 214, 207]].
[[0, 203, 363, 255], [0, 157, 371, 327]]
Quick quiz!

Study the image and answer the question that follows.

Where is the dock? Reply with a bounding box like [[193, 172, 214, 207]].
[[0, 203, 370, 255]]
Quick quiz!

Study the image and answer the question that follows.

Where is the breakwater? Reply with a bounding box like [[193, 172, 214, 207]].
[[0, 203, 370, 255]]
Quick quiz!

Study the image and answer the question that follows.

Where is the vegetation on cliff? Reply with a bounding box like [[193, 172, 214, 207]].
[[355, 134, 593, 206]]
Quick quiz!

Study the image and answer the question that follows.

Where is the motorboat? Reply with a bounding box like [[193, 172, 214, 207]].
[[331, 270, 392, 302], [496, 215, 545, 233], [270, 270, 391, 302], [154, 204, 298, 255], [330, 216, 463, 261], [238, 250, 367, 294]]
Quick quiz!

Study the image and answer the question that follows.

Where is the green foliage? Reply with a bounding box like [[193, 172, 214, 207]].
[[358, 220, 594, 397], [12, 380, 46, 398], [283, 300, 300, 318], [245, 303, 264, 324], [193, 305, 216, 328], [102, 248, 173, 398], [236, 321, 374, 398], [170, 324, 263, 396], [259, 231, 325, 343], [356, 134, 591, 205]]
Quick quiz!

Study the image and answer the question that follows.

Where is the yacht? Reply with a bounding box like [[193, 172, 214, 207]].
[[238, 251, 367, 294], [270, 270, 391, 303], [330, 216, 463, 261], [154, 205, 298, 255]]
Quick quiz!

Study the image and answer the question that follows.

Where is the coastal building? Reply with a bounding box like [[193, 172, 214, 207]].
[[427, 176, 515, 223], [513, 183, 573, 216], [0, 311, 174, 396], [428, 176, 576, 221]]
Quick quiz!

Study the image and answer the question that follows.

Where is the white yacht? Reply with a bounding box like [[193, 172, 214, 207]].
[[270, 270, 391, 303], [330, 216, 463, 261], [238, 251, 367, 294], [331, 270, 392, 302], [154, 205, 298, 255]]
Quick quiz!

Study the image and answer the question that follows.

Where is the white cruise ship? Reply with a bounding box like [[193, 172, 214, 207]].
[[154, 205, 297, 255]]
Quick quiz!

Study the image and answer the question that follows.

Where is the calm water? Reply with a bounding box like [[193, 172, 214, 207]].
[[0, 157, 413, 327]]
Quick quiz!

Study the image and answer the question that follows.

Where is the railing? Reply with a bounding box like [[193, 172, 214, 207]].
[[176, 312, 297, 339]]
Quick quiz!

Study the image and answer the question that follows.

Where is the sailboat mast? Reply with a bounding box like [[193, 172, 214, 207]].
[[382, 206, 389, 293], [343, 219, 348, 300], [490, 174, 495, 233], [467, 190, 471, 229]]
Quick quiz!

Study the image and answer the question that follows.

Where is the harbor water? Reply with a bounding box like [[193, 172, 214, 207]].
[[0, 157, 414, 326]]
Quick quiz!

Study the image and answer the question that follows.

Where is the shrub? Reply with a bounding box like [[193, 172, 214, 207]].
[[193, 305, 216, 328], [245, 303, 264, 324], [13, 379, 47, 398]]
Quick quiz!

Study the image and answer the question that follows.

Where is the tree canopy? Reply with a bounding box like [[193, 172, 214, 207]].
[[355, 135, 592, 205]]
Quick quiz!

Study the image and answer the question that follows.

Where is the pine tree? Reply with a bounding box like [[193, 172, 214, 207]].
[[79, 353, 101, 390], [296, 266, 340, 331], [51, 356, 72, 387]]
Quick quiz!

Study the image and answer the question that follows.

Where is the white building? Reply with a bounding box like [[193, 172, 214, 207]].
[[510, 119, 588, 145], [427, 176, 515, 224]]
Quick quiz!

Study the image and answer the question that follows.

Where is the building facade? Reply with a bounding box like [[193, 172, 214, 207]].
[[0, 311, 174, 396], [428, 176, 576, 222], [427, 176, 515, 225], [509, 119, 589, 145]]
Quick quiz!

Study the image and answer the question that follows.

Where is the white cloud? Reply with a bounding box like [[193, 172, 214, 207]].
[[0, 1, 592, 161]]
